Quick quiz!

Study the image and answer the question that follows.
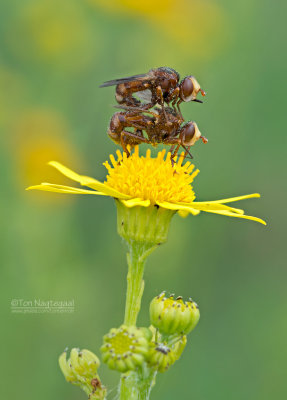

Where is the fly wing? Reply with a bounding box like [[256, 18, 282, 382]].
[[113, 105, 143, 112], [99, 73, 149, 88], [113, 105, 159, 117], [135, 89, 152, 103]]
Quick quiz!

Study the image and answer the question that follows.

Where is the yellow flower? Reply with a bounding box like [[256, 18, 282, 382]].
[[26, 147, 266, 225]]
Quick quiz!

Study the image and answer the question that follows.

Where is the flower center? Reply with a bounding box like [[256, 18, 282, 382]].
[[108, 331, 134, 355], [103, 147, 199, 204]]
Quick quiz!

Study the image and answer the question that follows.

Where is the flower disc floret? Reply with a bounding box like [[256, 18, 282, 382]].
[[104, 147, 198, 204], [150, 292, 200, 335], [101, 325, 149, 373]]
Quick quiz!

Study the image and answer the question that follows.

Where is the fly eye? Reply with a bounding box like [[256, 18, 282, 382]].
[[182, 123, 195, 144], [181, 78, 194, 98]]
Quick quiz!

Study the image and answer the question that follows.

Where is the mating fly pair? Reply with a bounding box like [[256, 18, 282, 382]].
[[100, 67, 208, 160]]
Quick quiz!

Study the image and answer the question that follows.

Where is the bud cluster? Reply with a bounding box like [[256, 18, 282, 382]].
[[59, 292, 200, 400], [59, 348, 106, 400], [99, 293, 199, 375]]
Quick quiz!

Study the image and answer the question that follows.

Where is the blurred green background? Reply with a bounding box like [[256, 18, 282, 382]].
[[1, 0, 286, 399]]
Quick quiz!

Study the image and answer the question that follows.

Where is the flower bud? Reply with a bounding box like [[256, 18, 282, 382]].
[[139, 327, 153, 341], [147, 342, 177, 373], [101, 325, 149, 373], [59, 350, 75, 382], [173, 335, 187, 361], [71, 348, 100, 378], [150, 292, 200, 335], [59, 348, 106, 400]]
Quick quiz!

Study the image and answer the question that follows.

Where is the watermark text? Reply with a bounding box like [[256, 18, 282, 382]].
[[10, 298, 75, 314]]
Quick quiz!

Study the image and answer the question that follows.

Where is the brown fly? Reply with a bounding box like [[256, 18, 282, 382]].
[[100, 67, 206, 118], [107, 105, 208, 160]]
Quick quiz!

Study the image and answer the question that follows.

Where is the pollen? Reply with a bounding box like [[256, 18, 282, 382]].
[[103, 147, 198, 204]]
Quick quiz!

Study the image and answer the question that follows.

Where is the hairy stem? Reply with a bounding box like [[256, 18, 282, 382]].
[[138, 369, 157, 400], [120, 241, 157, 400], [119, 372, 139, 400], [115, 203, 174, 400], [119, 368, 157, 400], [124, 241, 156, 326]]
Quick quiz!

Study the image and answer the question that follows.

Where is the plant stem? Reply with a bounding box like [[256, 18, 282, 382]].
[[119, 367, 157, 400], [119, 372, 139, 400], [124, 241, 156, 326], [138, 369, 157, 400], [119, 241, 157, 400], [115, 203, 175, 400]]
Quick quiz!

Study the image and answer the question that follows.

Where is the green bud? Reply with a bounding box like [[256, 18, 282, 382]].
[[59, 348, 106, 400], [73, 349, 100, 378], [139, 327, 153, 341], [59, 350, 75, 382], [173, 335, 187, 360], [150, 292, 200, 336], [101, 325, 149, 373], [147, 342, 176, 373]]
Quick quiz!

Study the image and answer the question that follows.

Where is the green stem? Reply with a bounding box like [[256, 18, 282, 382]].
[[124, 241, 156, 326], [138, 369, 157, 400], [115, 202, 175, 400], [119, 368, 157, 400], [119, 372, 139, 400], [120, 242, 157, 400]]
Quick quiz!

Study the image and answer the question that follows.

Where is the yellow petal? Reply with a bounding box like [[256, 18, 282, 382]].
[[202, 209, 266, 225], [157, 201, 200, 216], [26, 183, 108, 195], [120, 198, 151, 208], [174, 201, 244, 215], [48, 161, 90, 184], [193, 193, 261, 204], [49, 161, 131, 199], [177, 210, 190, 218], [190, 202, 244, 215]]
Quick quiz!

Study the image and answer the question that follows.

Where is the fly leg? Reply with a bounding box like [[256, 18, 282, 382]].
[[181, 145, 193, 160], [124, 114, 155, 143], [167, 87, 180, 115], [171, 143, 181, 160], [168, 145, 176, 166], [163, 137, 183, 165], [176, 100, 183, 120], [170, 143, 193, 165], [120, 130, 149, 157], [171, 98, 178, 114], [155, 86, 167, 119], [164, 138, 181, 163]]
